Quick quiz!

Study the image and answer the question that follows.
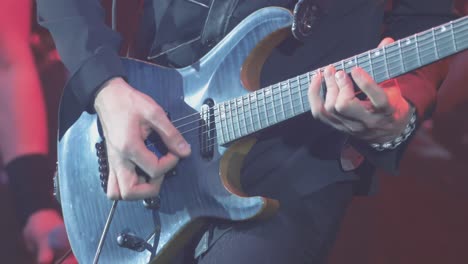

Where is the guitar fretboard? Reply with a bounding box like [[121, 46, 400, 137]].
[[215, 16, 468, 145]]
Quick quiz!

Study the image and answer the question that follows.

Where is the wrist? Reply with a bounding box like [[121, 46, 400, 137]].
[[370, 105, 417, 151], [93, 77, 126, 112], [5, 154, 59, 228]]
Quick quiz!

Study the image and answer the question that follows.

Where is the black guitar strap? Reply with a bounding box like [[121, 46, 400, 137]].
[[200, 0, 240, 49]]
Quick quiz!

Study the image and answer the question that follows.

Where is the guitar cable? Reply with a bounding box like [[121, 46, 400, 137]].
[[93, 200, 119, 264], [53, 248, 73, 264]]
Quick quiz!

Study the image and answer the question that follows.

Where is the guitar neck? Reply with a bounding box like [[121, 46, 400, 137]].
[[216, 16, 468, 145]]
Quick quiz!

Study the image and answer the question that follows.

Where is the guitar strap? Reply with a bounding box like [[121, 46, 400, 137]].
[[200, 0, 240, 49], [143, 0, 242, 66]]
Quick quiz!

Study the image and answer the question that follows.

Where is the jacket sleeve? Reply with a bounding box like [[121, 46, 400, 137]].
[[36, 0, 127, 112], [350, 0, 455, 175]]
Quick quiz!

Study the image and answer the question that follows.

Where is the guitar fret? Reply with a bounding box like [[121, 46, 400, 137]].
[[238, 97, 247, 136], [283, 81, 292, 118], [237, 97, 244, 135], [256, 90, 264, 130], [418, 32, 438, 65], [234, 98, 240, 136], [403, 36, 419, 71], [450, 21, 458, 51], [387, 44, 404, 78], [229, 99, 237, 137], [244, 95, 253, 133], [223, 102, 232, 142], [356, 53, 366, 73], [287, 79, 295, 116], [262, 88, 270, 127], [347, 56, 357, 71], [229, 101, 237, 139], [431, 28, 440, 60], [415, 34, 422, 68], [435, 25, 453, 58], [228, 99, 236, 137], [245, 94, 255, 132], [267, 86, 278, 124], [367, 51, 374, 79], [249, 93, 258, 131], [216, 105, 225, 144], [274, 84, 283, 121], [297, 76, 305, 113], [397, 40, 405, 73], [221, 102, 228, 142], [267, 86, 277, 124], [382, 46, 390, 80], [257, 91, 263, 130], [279, 83, 285, 119], [372, 49, 386, 82]]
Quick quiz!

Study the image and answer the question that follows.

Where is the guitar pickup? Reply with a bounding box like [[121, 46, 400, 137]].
[[199, 99, 215, 159]]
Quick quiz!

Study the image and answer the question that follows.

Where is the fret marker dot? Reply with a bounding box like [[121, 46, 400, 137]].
[[441, 26, 447, 33], [405, 39, 411, 46]]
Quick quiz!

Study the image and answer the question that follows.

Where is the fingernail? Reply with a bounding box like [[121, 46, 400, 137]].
[[178, 142, 190, 152], [335, 71, 345, 81]]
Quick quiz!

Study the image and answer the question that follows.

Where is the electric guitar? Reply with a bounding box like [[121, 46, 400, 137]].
[[56, 7, 468, 263]]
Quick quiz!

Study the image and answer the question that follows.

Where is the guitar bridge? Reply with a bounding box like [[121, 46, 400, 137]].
[[199, 99, 216, 159]]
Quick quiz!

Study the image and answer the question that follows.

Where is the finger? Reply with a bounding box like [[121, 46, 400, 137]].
[[308, 71, 345, 127], [143, 101, 191, 157], [308, 71, 325, 118], [37, 242, 54, 264], [106, 169, 121, 200], [129, 140, 179, 179], [351, 67, 389, 111], [334, 70, 369, 119], [105, 148, 122, 200], [377, 37, 395, 48], [323, 65, 339, 113], [115, 165, 163, 200]]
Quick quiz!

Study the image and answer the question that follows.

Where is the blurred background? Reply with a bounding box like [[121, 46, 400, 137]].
[[0, 0, 467, 263]]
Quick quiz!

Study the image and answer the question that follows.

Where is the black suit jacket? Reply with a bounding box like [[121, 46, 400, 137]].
[[36, 0, 455, 196]]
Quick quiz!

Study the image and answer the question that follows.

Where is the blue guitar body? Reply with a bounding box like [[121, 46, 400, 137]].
[[58, 4, 468, 262], [58, 7, 291, 263]]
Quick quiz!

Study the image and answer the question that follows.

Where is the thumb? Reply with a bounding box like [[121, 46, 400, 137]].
[[37, 241, 54, 264]]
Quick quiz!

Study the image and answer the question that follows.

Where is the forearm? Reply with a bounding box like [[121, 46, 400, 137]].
[[0, 0, 57, 227], [36, 0, 126, 112], [0, 1, 47, 165]]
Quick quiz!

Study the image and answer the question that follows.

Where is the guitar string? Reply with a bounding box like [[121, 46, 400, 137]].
[[168, 32, 467, 138], [168, 16, 467, 128], [167, 22, 467, 133], [142, 35, 468, 151], [168, 18, 467, 128], [149, 46, 468, 152], [128, 19, 466, 151]]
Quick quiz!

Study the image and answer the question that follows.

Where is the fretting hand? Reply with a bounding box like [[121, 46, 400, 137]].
[[94, 77, 191, 200], [307, 38, 414, 144]]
